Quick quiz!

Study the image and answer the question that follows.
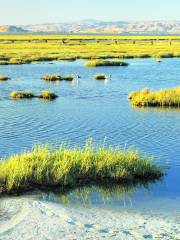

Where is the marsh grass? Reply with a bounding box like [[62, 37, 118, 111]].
[[94, 74, 108, 80], [0, 75, 10, 81], [39, 91, 58, 100], [85, 59, 129, 67], [0, 140, 163, 194], [10, 91, 35, 99], [42, 74, 62, 81], [42, 74, 74, 82], [128, 87, 180, 108], [61, 76, 74, 81], [9, 58, 32, 65], [0, 61, 9, 65], [0, 35, 180, 64]]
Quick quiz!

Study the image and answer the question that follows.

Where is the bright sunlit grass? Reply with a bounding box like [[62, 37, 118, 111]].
[[85, 59, 129, 67], [0, 35, 179, 65], [128, 87, 180, 107], [0, 75, 10, 81], [39, 91, 58, 100], [94, 74, 108, 80], [10, 91, 35, 99], [0, 140, 163, 194]]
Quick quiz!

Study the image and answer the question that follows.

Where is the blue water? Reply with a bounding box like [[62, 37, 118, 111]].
[[0, 58, 180, 213]]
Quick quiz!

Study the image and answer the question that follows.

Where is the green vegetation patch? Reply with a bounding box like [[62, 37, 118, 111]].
[[85, 60, 129, 67], [61, 75, 74, 81], [39, 91, 58, 100], [94, 74, 108, 80], [42, 74, 74, 82], [0, 75, 10, 81], [0, 140, 163, 194], [0, 35, 180, 65], [128, 87, 180, 108], [41, 74, 62, 81], [10, 91, 35, 99]]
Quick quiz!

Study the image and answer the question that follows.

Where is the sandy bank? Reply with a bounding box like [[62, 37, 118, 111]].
[[0, 196, 179, 240]]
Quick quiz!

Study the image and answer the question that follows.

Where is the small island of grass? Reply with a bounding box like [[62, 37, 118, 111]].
[[42, 74, 74, 82], [10, 91, 35, 99], [41, 74, 62, 81], [0, 141, 163, 194], [128, 87, 180, 108], [0, 75, 10, 81], [94, 74, 108, 80], [85, 60, 129, 67], [38, 91, 58, 100]]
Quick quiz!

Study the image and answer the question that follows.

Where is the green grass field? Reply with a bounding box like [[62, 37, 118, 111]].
[[0, 35, 180, 65]]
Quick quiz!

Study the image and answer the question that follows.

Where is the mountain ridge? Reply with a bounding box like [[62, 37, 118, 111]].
[[0, 20, 180, 34]]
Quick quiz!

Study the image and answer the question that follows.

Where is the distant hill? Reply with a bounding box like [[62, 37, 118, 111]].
[[0, 20, 180, 34], [0, 25, 27, 33]]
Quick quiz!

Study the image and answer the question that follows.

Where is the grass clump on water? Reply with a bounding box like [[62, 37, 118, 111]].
[[85, 59, 129, 67], [39, 91, 58, 100], [0, 75, 10, 81], [42, 74, 74, 82], [10, 91, 35, 99], [41, 74, 62, 81], [94, 74, 108, 80], [128, 87, 180, 108], [0, 140, 163, 194]]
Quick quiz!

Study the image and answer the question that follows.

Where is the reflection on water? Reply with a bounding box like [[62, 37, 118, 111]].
[[132, 105, 180, 113], [39, 182, 152, 206]]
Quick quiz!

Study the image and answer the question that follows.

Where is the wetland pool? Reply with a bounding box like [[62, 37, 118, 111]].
[[0, 58, 180, 215]]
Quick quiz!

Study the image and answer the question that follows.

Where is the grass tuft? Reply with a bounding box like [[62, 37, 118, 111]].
[[39, 91, 58, 100], [94, 74, 108, 80], [128, 87, 180, 108], [0, 75, 10, 81], [0, 140, 163, 194], [42, 74, 74, 82], [10, 91, 35, 99], [41, 74, 62, 81], [85, 59, 129, 67]]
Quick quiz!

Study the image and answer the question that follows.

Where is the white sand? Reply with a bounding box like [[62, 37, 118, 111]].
[[0, 196, 179, 240]]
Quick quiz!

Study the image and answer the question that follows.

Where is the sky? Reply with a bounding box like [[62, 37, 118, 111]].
[[0, 0, 180, 25]]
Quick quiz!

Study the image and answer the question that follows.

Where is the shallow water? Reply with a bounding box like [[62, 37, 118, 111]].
[[0, 58, 180, 214]]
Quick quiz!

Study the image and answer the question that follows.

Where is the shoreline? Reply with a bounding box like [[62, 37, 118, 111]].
[[0, 56, 180, 66], [0, 196, 179, 240]]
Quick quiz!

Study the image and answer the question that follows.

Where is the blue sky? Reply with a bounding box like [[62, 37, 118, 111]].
[[1, 0, 180, 25]]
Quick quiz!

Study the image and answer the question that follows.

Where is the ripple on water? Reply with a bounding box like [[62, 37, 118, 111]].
[[0, 59, 180, 205]]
